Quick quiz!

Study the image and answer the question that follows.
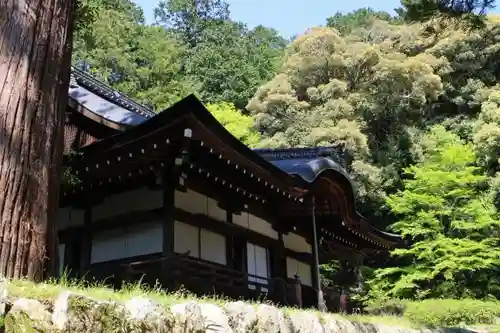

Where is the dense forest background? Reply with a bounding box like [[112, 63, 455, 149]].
[[73, 0, 500, 303]]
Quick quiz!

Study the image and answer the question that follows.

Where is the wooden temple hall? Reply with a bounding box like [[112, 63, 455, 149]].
[[56, 67, 401, 309]]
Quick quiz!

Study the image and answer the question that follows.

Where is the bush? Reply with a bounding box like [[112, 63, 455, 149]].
[[365, 299, 406, 316], [404, 299, 500, 328]]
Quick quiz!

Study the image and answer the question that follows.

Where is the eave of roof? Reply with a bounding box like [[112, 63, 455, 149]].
[[68, 66, 155, 128], [254, 148, 401, 244]]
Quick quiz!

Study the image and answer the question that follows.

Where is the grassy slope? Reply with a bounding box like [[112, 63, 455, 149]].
[[4, 277, 418, 328], [3, 277, 500, 332]]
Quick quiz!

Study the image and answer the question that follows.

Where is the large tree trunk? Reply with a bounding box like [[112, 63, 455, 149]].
[[0, 0, 75, 280]]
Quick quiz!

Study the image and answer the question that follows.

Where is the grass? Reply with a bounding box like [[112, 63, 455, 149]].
[[3, 275, 422, 329], [7, 276, 225, 308], [344, 314, 417, 328], [3, 274, 500, 331]]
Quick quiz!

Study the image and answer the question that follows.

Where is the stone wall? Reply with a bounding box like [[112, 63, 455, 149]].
[[0, 280, 483, 333]]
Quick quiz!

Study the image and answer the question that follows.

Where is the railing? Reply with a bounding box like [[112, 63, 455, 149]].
[[87, 253, 314, 307], [114, 253, 307, 305], [121, 254, 276, 300]]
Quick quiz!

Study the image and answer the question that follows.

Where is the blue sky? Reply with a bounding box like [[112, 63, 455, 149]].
[[133, 0, 402, 38]]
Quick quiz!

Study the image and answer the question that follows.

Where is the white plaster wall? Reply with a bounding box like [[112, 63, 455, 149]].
[[200, 228, 226, 265], [175, 189, 206, 215], [126, 222, 163, 257], [175, 189, 226, 222], [207, 197, 226, 221], [55, 207, 84, 230], [233, 212, 278, 240], [286, 257, 312, 287], [174, 221, 227, 266], [174, 221, 200, 257], [90, 222, 163, 264], [92, 187, 163, 221], [283, 232, 312, 253]]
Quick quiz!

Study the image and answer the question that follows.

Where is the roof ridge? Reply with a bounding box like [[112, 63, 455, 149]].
[[70, 66, 157, 119], [253, 146, 346, 164]]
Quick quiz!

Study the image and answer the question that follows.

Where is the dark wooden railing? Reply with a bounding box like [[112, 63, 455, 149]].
[[87, 253, 315, 308], [121, 254, 282, 302]]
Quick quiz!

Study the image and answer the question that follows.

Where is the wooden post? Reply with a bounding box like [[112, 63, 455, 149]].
[[272, 232, 287, 305], [225, 209, 234, 268], [293, 274, 302, 308], [162, 164, 175, 256], [80, 204, 92, 277], [311, 196, 327, 311], [162, 128, 192, 276], [339, 259, 352, 313]]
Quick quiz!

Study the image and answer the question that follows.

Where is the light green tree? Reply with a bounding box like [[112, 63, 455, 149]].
[[206, 102, 261, 147], [369, 126, 500, 299], [247, 26, 444, 213]]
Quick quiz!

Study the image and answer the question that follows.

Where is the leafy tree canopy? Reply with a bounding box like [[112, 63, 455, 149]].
[[246, 25, 444, 212], [155, 0, 230, 46], [73, 0, 197, 110], [154, 0, 286, 109], [206, 102, 261, 147], [326, 8, 400, 35], [397, 0, 496, 28], [369, 126, 500, 299]]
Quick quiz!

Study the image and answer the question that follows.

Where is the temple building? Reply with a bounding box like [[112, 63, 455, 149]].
[[57, 67, 401, 309]]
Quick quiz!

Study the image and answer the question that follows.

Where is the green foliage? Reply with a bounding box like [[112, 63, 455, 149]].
[[397, 0, 495, 28], [246, 25, 444, 214], [62, 151, 83, 186], [404, 299, 500, 327], [152, 0, 286, 108], [473, 85, 500, 171], [155, 0, 230, 46], [326, 8, 400, 35], [364, 299, 406, 316], [365, 298, 500, 327], [73, 1, 195, 110], [206, 102, 261, 147], [368, 126, 500, 299], [182, 21, 286, 108]]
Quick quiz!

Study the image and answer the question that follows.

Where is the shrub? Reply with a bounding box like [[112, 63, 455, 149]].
[[365, 299, 406, 316], [404, 299, 500, 328]]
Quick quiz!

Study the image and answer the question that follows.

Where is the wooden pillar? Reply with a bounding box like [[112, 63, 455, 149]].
[[273, 232, 287, 279], [311, 196, 327, 311], [353, 253, 365, 296], [272, 232, 287, 305], [339, 257, 359, 313], [79, 203, 92, 277], [293, 274, 303, 308], [162, 161, 176, 255], [225, 210, 234, 268], [163, 128, 192, 257]]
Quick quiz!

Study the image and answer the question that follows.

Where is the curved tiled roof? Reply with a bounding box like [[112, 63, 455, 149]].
[[69, 67, 155, 127], [255, 147, 350, 183], [255, 147, 401, 242]]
